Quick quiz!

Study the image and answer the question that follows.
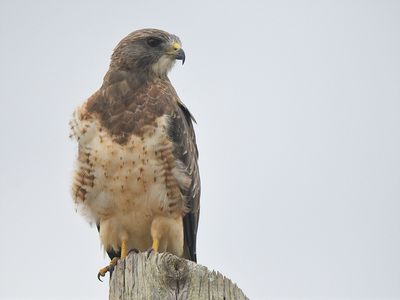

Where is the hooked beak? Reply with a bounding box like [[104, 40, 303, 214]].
[[175, 48, 186, 65]]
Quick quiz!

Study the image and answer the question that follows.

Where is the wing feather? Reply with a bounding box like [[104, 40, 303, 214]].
[[167, 100, 200, 262]]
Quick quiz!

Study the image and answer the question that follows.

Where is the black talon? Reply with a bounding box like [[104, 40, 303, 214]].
[[128, 248, 139, 255], [109, 265, 116, 274], [146, 248, 154, 259]]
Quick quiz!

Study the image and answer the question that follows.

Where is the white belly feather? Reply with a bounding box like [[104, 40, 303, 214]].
[[71, 111, 186, 255]]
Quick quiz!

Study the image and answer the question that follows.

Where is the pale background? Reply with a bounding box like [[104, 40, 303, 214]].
[[0, 1, 399, 299]]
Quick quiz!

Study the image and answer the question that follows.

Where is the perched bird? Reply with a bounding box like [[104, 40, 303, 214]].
[[69, 29, 200, 280]]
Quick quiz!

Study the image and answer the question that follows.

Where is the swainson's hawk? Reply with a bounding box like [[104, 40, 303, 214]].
[[69, 29, 200, 280]]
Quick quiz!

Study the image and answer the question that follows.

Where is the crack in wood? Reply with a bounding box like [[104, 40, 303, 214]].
[[109, 252, 248, 300]]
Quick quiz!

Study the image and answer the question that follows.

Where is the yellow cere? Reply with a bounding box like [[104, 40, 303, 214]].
[[172, 42, 181, 51]]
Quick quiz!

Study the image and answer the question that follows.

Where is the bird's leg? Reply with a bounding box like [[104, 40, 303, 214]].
[[146, 238, 159, 258], [147, 216, 164, 257], [121, 239, 128, 259], [152, 238, 159, 252], [97, 239, 128, 281]]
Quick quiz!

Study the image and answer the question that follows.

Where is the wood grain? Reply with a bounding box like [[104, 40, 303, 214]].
[[109, 252, 248, 300]]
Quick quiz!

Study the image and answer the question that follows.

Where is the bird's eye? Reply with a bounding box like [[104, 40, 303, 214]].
[[147, 37, 163, 47]]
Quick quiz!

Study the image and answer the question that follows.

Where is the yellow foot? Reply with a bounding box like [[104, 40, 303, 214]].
[[147, 238, 159, 258], [97, 240, 129, 281], [97, 257, 119, 282]]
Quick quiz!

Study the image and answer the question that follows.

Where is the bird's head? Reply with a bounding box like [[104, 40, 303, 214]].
[[110, 28, 185, 77]]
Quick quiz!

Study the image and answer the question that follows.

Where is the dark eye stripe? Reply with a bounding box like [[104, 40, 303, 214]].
[[147, 37, 163, 47]]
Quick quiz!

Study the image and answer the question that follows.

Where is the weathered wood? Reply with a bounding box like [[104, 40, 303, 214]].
[[109, 252, 248, 300]]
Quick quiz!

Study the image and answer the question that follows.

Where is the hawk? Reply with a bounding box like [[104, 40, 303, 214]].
[[69, 29, 200, 280]]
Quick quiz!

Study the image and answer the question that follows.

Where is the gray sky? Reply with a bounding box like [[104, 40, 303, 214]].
[[0, 0, 399, 299]]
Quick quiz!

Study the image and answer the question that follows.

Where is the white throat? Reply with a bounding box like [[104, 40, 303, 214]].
[[152, 55, 175, 77]]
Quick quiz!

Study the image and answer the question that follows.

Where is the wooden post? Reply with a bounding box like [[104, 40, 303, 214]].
[[109, 252, 248, 300]]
